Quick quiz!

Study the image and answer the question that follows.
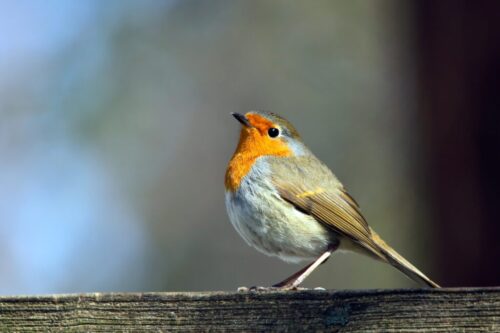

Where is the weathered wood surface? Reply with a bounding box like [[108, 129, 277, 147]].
[[0, 288, 498, 332]]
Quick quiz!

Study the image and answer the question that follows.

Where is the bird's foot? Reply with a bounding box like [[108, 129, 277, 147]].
[[237, 285, 311, 292], [237, 286, 282, 292]]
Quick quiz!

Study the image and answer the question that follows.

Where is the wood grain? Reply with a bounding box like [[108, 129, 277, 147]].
[[0, 288, 498, 332]]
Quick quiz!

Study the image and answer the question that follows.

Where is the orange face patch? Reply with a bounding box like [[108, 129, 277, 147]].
[[225, 113, 292, 192]]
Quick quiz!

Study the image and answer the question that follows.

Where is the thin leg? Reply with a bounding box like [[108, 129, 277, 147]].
[[273, 244, 338, 289], [272, 261, 316, 288]]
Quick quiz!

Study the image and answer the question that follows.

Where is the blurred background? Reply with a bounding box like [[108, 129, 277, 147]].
[[0, 0, 498, 295]]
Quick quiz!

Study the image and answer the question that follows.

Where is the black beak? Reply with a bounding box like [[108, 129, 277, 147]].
[[231, 112, 253, 128]]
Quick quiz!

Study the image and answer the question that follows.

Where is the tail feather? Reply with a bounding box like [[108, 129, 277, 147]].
[[370, 229, 440, 288]]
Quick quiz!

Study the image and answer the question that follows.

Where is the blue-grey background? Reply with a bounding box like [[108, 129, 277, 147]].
[[1, 0, 498, 295]]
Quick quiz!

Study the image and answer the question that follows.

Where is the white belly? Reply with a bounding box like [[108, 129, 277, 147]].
[[225, 158, 336, 263]]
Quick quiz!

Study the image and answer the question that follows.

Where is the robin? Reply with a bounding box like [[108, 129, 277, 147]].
[[225, 111, 440, 289]]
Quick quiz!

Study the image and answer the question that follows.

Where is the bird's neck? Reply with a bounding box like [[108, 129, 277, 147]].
[[225, 152, 258, 192], [225, 134, 291, 192]]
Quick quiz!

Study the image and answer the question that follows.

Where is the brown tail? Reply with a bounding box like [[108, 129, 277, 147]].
[[370, 229, 440, 288]]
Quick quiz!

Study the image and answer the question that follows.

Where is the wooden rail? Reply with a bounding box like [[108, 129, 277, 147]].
[[0, 288, 498, 332]]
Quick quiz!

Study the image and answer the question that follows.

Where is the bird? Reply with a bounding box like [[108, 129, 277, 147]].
[[224, 111, 440, 289]]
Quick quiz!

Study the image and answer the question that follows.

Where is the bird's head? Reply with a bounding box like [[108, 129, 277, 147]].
[[225, 111, 307, 191], [230, 111, 305, 159]]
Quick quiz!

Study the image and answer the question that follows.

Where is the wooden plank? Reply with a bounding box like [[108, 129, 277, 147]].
[[0, 288, 498, 332]]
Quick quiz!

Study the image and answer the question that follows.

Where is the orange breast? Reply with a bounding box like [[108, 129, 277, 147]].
[[225, 127, 292, 192]]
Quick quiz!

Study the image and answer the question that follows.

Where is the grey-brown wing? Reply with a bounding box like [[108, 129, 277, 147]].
[[269, 156, 381, 255]]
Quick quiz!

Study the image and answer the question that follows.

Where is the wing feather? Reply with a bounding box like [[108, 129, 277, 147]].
[[268, 155, 440, 287], [268, 154, 383, 256], [276, 183, 382, 252]]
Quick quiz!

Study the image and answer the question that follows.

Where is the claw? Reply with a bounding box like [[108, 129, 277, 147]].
[[250, 286, 278, 291], [238, 285, 317, 292]]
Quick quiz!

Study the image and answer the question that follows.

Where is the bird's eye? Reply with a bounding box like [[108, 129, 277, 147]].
[[268, 127, 280, 138]]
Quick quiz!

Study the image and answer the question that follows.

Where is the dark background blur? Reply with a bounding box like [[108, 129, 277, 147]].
[[0, 1, 498, 295]]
